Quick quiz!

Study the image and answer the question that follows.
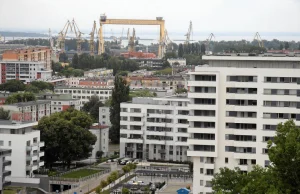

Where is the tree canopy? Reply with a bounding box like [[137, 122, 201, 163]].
[[129, 90, 157, 100], [0, 108, 10, 120], [36, 108, 96, 168], [5, 92, 36, 104], [212, 120, 300, 194], [82, 95, 104, 122], [0, 80, 26, 92], [110, 76, 130, 143]]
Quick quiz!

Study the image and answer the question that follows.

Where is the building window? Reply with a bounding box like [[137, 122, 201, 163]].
[[200, 180, 203, 186], [225, 157, 228, 163], [200, 157, 204, 163], [251, 159, 256, 165], [200, 168, 203, 174], [9, 141, 11, 146], [0, 140, 3, 146]]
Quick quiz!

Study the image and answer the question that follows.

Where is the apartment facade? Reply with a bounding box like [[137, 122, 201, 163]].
[[99, 107, 111, 126], [84, 68, 113, 77], [38, 94, 80, 113], [0, 149, 11, 193], [120, 96, 190, 161], [188, 55, 300, 194], [0, 121, 44, 179], [89, 124, 109, 158], [1, 100, 51, 122], [54, 86, 112, 106], [0, 61, 52, 84], [2, 47, 51, 70]]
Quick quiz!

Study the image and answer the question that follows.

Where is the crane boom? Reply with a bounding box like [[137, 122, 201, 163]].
[[253, 32, 264, 48], [205, 33, 215, 54], [89, 21, 97, 56], [71, 19, 84, 54], [184, 21, 193, 44], [56, 20, 72, 52]]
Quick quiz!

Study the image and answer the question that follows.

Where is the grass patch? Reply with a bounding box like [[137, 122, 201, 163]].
[[3, 190, 17, 194], [61, 169, 100, 178]]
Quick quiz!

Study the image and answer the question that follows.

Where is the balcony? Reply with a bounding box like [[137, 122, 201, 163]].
[[126, 147, 134, 152], [3, 170, 11, 177], [39, 151, 45, 157], [233, 152, 256, 159], [147, 122, 167, 127], [204, 163, 215, 169], [39, 142, 45, 147], [3, 160, 11, 167], [188, 81, 216, 87], [147, 113, 168, 118], [121, 137, 143, 144], [187, 149, 217, 157], [121, 121, 144, 126], [121, 112, 144, 117], [238, 164, 248, 171], [187, 138, 215, 146], [39, 161, 45, 167]]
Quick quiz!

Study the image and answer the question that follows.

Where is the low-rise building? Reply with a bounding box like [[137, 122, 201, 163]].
[[89, 124, 109, 158], [0, 92, 11, 105], [54, 86, 112, 106], [128, 69, 155, 77], [167, 58, 186, 66], [120, 95, 190, 162], [84, 68, 113, 77], [1, 101, 51, 122], [126, 76, 186, 91], [99, 107, 111, 126], [0, 120, 44, 179], [0, 149, 11, 193], [38, 94, 80, 113], [0, 61, 52, 84]]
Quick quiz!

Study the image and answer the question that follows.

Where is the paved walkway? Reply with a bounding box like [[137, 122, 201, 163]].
[[60, 172, 110, 194]]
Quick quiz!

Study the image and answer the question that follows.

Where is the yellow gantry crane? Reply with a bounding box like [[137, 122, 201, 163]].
[[253, 32, 264, 48], [71, 19, 84, 54], [128, 28, 135, 52], [89, 21, 97, 56], [56, 20, 72, 53]]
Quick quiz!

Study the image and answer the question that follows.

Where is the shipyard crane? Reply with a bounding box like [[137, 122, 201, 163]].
[[128, 28, 135, 52], [89, 21, 97, 56], [161, 29, 172, 53], [71, 19, 84, 54], [48, 28, 54, 50], [56, 20, 72, 52], [118, 28, 124, 48], [205, 33, 215, 54], [253, 32, 264, 48], [184, 21, 193, 45]]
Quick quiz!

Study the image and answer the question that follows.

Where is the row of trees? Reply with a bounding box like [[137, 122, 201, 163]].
[[5, 92, 36, 104], [0, 80, 54, 93], [212, 120, 300, 193]]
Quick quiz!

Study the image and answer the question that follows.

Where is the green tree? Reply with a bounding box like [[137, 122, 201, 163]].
[[178, 44, 184, 57], [59, 53, 68, 63], [279, 43, 284, 50], [200, 43, 206, 54], [122, 165, 130, 173], [25, 85, 40, 93], [82, 96, 104, 122], [284, 42, 289, 50], [122, 188, 130, 194], [164, 52, 177, 59], [52, 61, 64, 73], [100, 180, 108, 188], [0, 80, 26, 92], [175, 88, 187, 94], [0, 108, 10, 120], [29, 81, 54, 91], [96, 151, 104, 159], [72, 53, 79, 69], [36, 108, 96, 169], [5, 92, 36, 104], [110, 76, 130, 143], [267, 120, 300, 193], [298, 44, 300, 50]]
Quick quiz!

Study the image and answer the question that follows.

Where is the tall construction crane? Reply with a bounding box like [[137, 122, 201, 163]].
[[253, 32, 264, 48], [48, 28, 54, 50], [56, 20, 72, 52], [71, 19, 84, 54], [184, 21, 193, 45], [128, 28, 135, 52], [118, 28, 124, 48], [162, 29, 172, 53], [205, 33, 215, 53], [89, 21, 97, 56]]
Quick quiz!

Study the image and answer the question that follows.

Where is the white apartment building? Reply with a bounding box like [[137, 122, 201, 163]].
[[1, 100, 51, 122], [188, 55, 300, 194], [0, 121, 44, 179], [89, 124, 109, 158], [54, 86, 112, 106], [167, 58, 187, 66], [0, 61, 52, 84], [99, 107, 111, 126], [120, 96, 190, 162]]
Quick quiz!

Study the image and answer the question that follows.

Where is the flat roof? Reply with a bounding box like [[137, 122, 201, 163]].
[[0, 120, 38, 129], [0, 61, 46, 64], [55, 86, 112, 90], [203, 55, 300, 62], [7, 100, 51, 107]]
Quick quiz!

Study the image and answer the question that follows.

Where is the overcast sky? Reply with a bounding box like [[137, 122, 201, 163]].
[[0, 0, 300, 40]]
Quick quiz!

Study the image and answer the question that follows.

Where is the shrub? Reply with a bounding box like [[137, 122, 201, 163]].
[[100, 180, 108, 188]]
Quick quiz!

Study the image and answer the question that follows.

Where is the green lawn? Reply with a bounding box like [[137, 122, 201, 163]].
[[61, 169, 100, 178], [3, 190, 17, 194]]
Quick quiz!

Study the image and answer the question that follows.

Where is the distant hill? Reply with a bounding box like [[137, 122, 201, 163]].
[[0, 31, 47, 37]]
